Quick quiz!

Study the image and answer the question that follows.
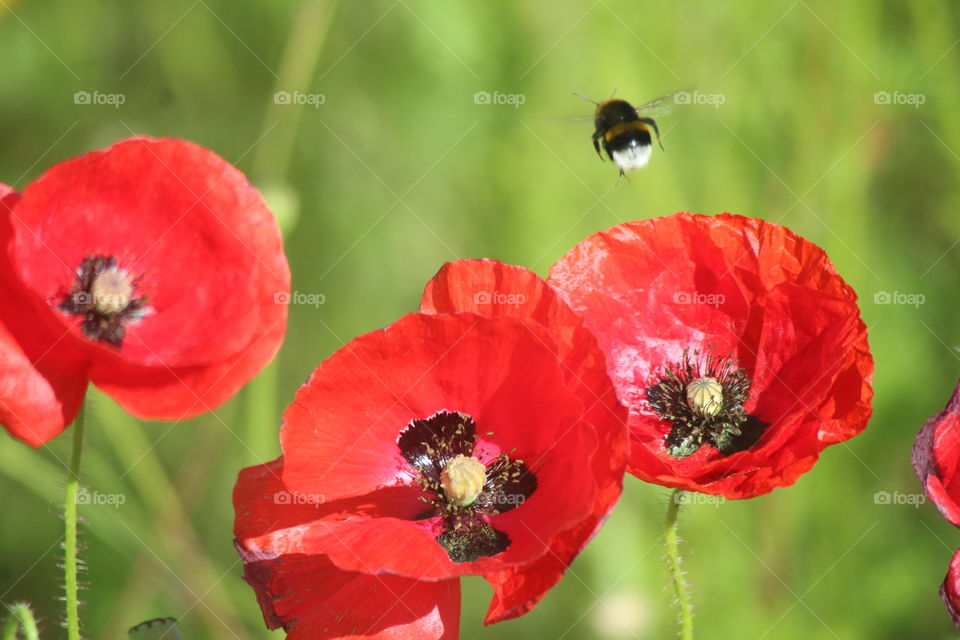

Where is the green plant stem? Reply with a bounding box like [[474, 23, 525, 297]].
[[253, 0, 338, 181], [4, 604, 39, 640], [63, 405, 86, 640], [665, 489, 694, 640]]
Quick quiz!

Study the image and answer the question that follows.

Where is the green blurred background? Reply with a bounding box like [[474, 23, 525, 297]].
[[1, 1, 958, 638]]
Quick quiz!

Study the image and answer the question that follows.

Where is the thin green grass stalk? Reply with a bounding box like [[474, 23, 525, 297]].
[[63, 405, 86, 640], [665, 489, 693, 640], [246, 0, 339, 462], [253, 0, 338, 181]]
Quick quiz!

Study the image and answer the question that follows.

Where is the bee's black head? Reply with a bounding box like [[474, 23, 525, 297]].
[[595, 99, 640, 129]]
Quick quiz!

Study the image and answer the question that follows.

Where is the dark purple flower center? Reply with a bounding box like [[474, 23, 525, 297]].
[[58, 255, 148, 348], [647, 348, 766, 458], [397, 410, 536, 563]]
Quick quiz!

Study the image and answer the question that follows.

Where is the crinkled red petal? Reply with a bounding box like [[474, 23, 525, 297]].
[[548, 212, 873, 498], [914, 381, 960, 527]]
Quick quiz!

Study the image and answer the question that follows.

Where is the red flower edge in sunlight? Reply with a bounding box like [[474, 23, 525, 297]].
[[548, 212, 874, 499], [234, 311, 628, 638], [419, 258, 629, 621], [913, 380, 960, 527], [0, 137, 290, 445]]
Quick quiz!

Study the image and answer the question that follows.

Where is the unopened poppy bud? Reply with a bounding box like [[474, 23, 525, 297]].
[[686, 377, 723, 417], [441, 454, 486, 506], [91, 267, 133, 314]]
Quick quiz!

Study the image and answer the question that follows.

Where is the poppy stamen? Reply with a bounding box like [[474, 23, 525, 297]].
[[90, 266, 134, 314], [398, 410, 537, 563], [647, 349, 762, 458], [59, 255, 149, 347]]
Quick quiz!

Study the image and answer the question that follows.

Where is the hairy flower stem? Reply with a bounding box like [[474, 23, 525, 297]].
[[665, 489, 694, 640], [64, 404, 86, 640], [3, 603, 39, 640]]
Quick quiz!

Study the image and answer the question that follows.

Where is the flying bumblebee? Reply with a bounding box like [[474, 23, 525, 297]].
[[575, 91, 683, 176]]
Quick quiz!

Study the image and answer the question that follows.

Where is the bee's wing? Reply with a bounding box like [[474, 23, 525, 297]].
[[634, 89, 693, 117]]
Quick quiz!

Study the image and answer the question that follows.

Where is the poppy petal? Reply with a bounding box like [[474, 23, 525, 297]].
[[942, 549, 960, 628], [279, 312, 598, 550], [240, 550, 460, 640], [236, 464, 460, 640], [914, 381, 960, 527], [86, 209, 288, 419], [549, 212, 873, 498], [0, 184, 88, 446], [420, 259, 629, 620], [10, 137, 287, 370]]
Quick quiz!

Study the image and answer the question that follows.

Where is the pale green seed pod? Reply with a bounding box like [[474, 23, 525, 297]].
[[440, 454, 486, 506], [686, 377, 723, 417]]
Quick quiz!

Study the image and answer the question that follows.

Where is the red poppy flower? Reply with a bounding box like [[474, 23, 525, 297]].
[[419, 258, 628, 620], [548, 212, 873, 499], [0, 184, 87, 446], [2, 137, 289, 442], [913, 380, 960, 526], [234, 311, 627, 638], [913, 382, 960, 627], [942, 549, 960, 627]]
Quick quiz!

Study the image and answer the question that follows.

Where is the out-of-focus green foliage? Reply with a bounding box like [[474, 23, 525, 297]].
[[2, 2, 960, 638]]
